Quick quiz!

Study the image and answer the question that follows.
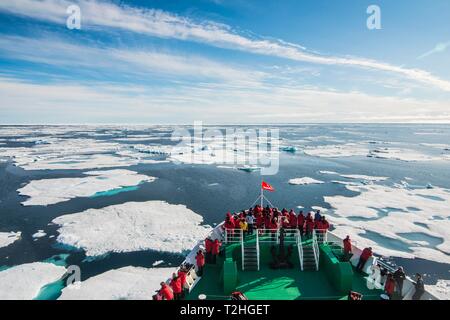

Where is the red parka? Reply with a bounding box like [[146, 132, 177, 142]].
[[212, 240, 221, 255], [360, 248, 373, 260], [160, 284, 174, 300], [170, 277, 182, 294], [196, 252, 205, 267], [343, 238, 352, 254]]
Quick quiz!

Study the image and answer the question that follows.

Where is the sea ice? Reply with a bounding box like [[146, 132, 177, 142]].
[[368, 147, 449, 162], [324, 183, 450, 263], [52, 201, 212, 257], [0, 262, 66, 300], [303, 143, 370, 158], [18, 170, 156, 206], [58, 266, 175, 300], [427, 279, 450, 300], [288, 177, 324, 185], [32, 230, 47, 239], [0, 231, 21, 248]]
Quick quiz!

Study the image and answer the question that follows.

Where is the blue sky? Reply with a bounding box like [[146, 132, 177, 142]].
[[0, 0, 449, 124]]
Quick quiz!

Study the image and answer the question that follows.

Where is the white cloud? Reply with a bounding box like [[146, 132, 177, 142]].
[[418, 42, 450, 60], [1, 76, 449, 124], [1, 0, 449, 91]]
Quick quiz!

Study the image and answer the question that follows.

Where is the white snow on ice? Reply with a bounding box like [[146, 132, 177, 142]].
[[32, 230, 47, 239], [58, 266, 175, 300], [0, 231, 21, 248], [52, 201, 212, 257], [324, 183, 450, 263], [303, 143, 370, 158], [0, 262, 66, 300], [18, 169, 156, 206], [289, 177, 324, 185], [368, 147, 450, 162], [426, 279, 450, 300]]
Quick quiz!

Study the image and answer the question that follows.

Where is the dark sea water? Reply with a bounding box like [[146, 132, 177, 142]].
[[0, 124, 449, 298]]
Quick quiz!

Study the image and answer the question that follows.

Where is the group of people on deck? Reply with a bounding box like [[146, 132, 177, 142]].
[[224, 205, 330, 239], [156, 205, 427, 301]]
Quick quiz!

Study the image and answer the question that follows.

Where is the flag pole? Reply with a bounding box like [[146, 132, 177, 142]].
[[260, 182, 264, 208]]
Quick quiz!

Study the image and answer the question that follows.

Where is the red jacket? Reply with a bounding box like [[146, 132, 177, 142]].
[[196, 252, 205, 267], [314, 220, 323, 229], [297, 214, 305, 228], [289, 213, 297, 228], [177, 270, 187, 286], [306, 219, 315, 231], [343, 239, 352, 253], [385, 278, 395, 295], [212, 241, 221, 255], [360, 248, 373, 260], [321, 220, 330, 230], [160, 284, 174, 300], [170, 277, 182, 294], [205, 239, 213, 253]]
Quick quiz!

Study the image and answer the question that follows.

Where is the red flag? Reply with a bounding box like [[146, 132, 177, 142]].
[[261, 181, 275, 192]]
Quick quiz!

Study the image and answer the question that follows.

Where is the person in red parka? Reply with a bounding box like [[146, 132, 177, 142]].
[[159, 282, 174, 300], [297, 211, 305, 237], [177, 269, 187, 298], [224, 215, 235, 242], [169, 273, 182, 300], [289, 210, 297, 229], [356, 247, 373, 273], [211, 239, 222, 264], [196, 250, 205, 276], [384, 273, 396, 299], [343, 235, 352, 261], [305, 216, 315, 239], [321, 216, 330, 230]]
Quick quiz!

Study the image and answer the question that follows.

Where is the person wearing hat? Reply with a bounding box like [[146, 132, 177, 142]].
[[393, 266, 406, 297], [196, 250, 205, 275], [159, 282, 174, 300], [169, 273, 182, 300], [412, 273, 425, 300]]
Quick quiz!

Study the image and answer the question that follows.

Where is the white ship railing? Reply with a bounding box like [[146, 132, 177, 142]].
[[256, 231, 260, 271], [296, 229, 304, 271], [258, 228, 298, 243], [312, 230, 320, 271], [224, 228, 243, 244]]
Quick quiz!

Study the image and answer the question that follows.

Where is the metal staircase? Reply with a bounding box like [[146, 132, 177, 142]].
[[242, 243, 259, 271], [302, 242, 317, 270]]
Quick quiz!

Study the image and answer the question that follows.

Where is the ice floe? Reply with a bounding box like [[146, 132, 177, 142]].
[[52, 201, 212, 257], [32, 230, 47, 239], [0, 231, 21, 248], [303, 143, 370, 158], [427, 279, 450, 300], [368, 147, 449, 162], [58, 266, 175, 300], [324, 183, 450, 263], [0, 137, 163, 170], [0, 262, 66, 299], [18, 170, 156, 206], [289, 177, 324, 185]]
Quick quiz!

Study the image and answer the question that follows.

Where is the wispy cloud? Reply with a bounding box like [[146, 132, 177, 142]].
[[1, 0, 450, 91], [418, 41, 450, 60], [0, 35, 265, 85]]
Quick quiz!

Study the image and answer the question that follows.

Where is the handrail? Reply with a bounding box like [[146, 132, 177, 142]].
[[256, 230, 260, 271], [312, 230, 320, 271], [296, 229, 304, 271], [240, 229, 244, 271]]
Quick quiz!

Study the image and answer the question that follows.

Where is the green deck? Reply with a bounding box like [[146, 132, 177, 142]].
[[186, 234, 383, 300]]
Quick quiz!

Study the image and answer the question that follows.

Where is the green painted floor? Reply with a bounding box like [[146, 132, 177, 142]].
[[186, 236, 383, 300], [187, 262, 382, 300]]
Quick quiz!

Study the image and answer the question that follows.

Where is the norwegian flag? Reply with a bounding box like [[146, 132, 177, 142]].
[[261, 181, 275, 192]]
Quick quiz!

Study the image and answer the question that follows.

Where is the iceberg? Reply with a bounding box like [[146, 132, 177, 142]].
[[0, 262, 66, 300], [0, 231, 21, 248], [52, 201, 212, 258], [289, 177, 324, 185], [18, 170, 156, 206], [58, 266, 176, 300]]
